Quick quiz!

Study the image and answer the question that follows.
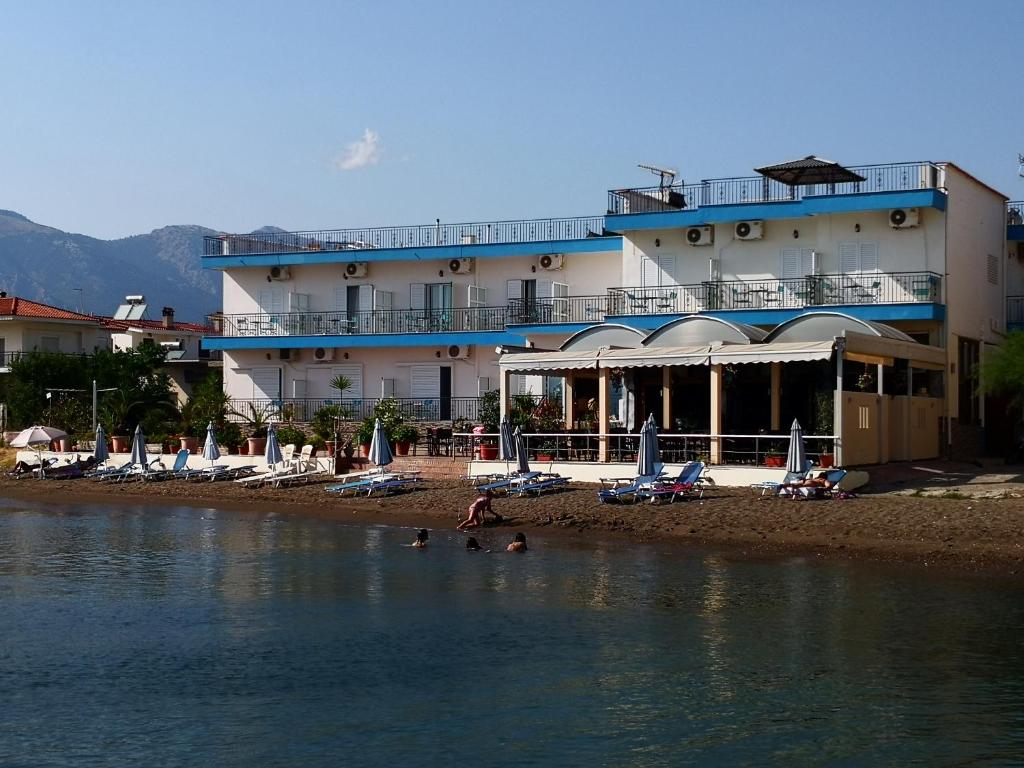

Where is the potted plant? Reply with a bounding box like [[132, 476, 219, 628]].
[[477, 390, 501, 460], [534, 439, 557, 463], [311, 404, 350, 456], [393, 423, 419, 456], [229, 402, 276, 455], [356, 418, 376, 458], [813, 391, 835, 468], [218, 421, 242, 455], [764, 454, 785, 468]]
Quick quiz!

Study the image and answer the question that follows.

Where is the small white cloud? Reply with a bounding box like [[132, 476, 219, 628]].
[[334, 129, 382, 171]]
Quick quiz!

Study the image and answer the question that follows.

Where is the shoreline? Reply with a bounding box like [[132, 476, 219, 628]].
[[1, 477, 1022, 578]]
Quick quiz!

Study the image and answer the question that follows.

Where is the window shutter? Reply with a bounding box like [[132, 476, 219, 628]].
[[410, 365, 441, 399], [781, 248, 801, 278], [506, 279, 522, 303], [251, 367, 281, 400], [477, 376, 491, 395], [838, 243, 859, 273], [331, 364, 363, 400], [536, 279, 553, 299], [358, 284, 374, 312], [374, 289, 393, 310], [802, 249, 817, 275], [468, 285, 486, 308], [258, 288, 283, 313], [288, 292, 310, 312], [333, 286, 347, 313], [859, 242, 879, 272], [292, 379, 307, 398], [552, 281, 569, 321], [410, 283, 425, 311]]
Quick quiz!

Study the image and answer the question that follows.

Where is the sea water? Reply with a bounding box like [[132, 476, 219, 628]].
[[0, 498, 1022, 767]]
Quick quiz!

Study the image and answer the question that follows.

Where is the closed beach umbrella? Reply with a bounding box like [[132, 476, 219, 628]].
[[636, 413, 659, 477], [10, 424, 67, 479], [264, 422, 283, 471], [368, 417, 393, 470], [513, 425, 530, 475], [93, 425, 109, 468], [202, 421, 221, 471], [498, 414, 515, 462], [129, 424, 148, 469], [786, 418, 807, 474]]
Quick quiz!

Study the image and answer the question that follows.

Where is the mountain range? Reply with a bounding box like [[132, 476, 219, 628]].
[[0, 209, 236, 323]]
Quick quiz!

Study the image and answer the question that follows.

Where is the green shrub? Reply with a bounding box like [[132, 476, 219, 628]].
[[311, 405, 349, 440], [275, 424, 307, 447]]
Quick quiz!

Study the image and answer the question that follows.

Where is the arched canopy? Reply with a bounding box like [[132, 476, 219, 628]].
[[643, 315, 767, 347], [765, 311, 916, 343], [559, 324, 644, 351]]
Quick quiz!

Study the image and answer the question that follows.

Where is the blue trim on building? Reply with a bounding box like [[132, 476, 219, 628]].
[[203, 331, 527, 351], [202, 236, 622, 269], [1008, 224, 1024, 241], [507, 322, 594, 335], [604, 189, 947, 232], [608, 302, 946, 329]]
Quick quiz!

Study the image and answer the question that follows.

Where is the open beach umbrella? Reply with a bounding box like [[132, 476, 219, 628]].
[[636, 413, 659, 478], [264, 422, 283, 471], [513, 425, 530, 475], [202, 421, 221, 471], [129, 424, 148, 469], [785, 418, 807, 474], [10, 424, 67, 479], [93, 425, 109, 469], [368, 417, 393, 471]]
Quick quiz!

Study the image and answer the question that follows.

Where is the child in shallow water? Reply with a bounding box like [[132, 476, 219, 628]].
[[411, 529, 429, 548], [507, 532, 528, 552]]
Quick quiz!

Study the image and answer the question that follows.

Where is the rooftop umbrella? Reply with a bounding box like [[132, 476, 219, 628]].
[[636, 413, 659, 478], [129, 424, 148, 470], [754, 156, 866, 187], [10, 425, 67, 480], [513, 425, 530, 475], [264, 422, 283, 472], [368, 418, 393, 471], [93, 425, 109, 469], [786, 418, 807, 475], [202, 421, 221, 472]]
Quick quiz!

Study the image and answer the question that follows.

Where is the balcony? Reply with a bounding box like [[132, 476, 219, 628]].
[[608, 162, 941, 215], [227, 397, 482, 424], [215, 306, 511, 338], [204, 216, 607, 257]]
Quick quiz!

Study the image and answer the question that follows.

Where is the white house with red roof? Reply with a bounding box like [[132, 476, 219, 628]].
[[0, 292, 111, 370]]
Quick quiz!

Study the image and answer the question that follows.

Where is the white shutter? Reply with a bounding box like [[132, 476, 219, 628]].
[[251, 367, 281, 399], [468, 285, 486, 308], [508, 374, 525, 396], [258, 288, 283, 313], [506, 279, 522, 303], [410, 365, 441, 399], [333, 285, 347, 313], [477, 376, 491, 395], [641, 256, 658, 287], [536, 279, 553, 299], [552, 281, 569, 321], [781, 248, 801, 278], [374, 289, 393, 310], [642, 255, 676, 286], [292, 379, 307, 398], [288, 292, 310, 312], [358, 284, 374, 311], [331, 364, 363, 400], [859, 242, 879, 272], [410, 283, 426, 310], [839, 243, 859, 273]]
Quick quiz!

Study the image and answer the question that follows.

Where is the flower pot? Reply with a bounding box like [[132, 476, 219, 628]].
[[247, 436, 267, 455], [361, 443, 372, 458], [57, 437, 74, 452], [818, 453, 834, 468], [395, 441, 410, 456], [180, 436, 199, 453], [326, 440, 337, 458], [237, 443, 249, 456], [479, 444, 498, 460], [111, 435, 130, 453], [764, 455, 785, 467], [536, 454, 553, 463]]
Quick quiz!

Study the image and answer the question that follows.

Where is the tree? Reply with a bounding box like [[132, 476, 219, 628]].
[[979, 330, 1024, 410]]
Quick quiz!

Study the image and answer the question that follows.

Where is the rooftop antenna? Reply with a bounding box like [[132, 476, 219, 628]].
[[638, 163, 677, 191]]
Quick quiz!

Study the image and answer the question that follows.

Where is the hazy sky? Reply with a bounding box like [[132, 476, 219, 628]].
[[1, 0, 1021, 239]]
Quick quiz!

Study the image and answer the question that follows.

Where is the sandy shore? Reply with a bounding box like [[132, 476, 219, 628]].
[[2, 472, 1023, 577]]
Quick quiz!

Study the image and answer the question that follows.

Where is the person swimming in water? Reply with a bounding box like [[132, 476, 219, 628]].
[[411, 529, 429, 547], [465, 537, 482, 551], [506, 532, 528, 552]]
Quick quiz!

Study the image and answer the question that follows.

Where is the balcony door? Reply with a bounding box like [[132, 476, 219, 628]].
[[410, 364, 452, 420], [410, 282, 452, 332]]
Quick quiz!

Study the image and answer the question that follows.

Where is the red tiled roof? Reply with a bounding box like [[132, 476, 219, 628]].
[[102, 317, 211, 333], [0, 296, 99, 322]]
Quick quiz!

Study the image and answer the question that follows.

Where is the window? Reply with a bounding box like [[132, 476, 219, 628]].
[[641, 254, 676, 287], [838, 242, 879, 273], [40, 336, 59, 352], [251, 367, 281, 400], [781, 248, 816, 278]]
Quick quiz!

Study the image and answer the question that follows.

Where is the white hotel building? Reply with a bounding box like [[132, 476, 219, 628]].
[[202, 158, 1016, 466]]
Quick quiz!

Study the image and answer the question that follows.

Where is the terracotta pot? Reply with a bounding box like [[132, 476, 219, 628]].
[[247, 436, 267, 455], [764, 455, 784, 467], [180, 436, 199, 452], [479, 444, 498, 461], [536, 454, 553, 463], [325, 441, 337, 458], [818, 454, 835, 468], [361, 443, 372, 458], [111, 435, 130, 453], [58, 437, 74, 452], [395, 441, 410, 456], [237, 443, 249, 456]]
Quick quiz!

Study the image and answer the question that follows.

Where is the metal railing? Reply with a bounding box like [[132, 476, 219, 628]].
[[506, 296, 608, 325], [204, 216, 608, 257], [215, 306, 510, 337], [1008, 201, 1024, 225], [1008, 296, 1024, 325], [227, 397, 481, 424], [608, 161, 942, 215]]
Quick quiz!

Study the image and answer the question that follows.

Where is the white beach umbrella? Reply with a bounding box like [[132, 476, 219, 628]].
[[368, 417, 393, 470], [93, 425, 109, 468], [129, 424, 148, 469], [10, 425, 67, 479], [513, 425, 530, 475], [636, 413, 659, 478], [264, 422, 283, 471], [202, 421, 221, 471], [785, 418, 807, 474]]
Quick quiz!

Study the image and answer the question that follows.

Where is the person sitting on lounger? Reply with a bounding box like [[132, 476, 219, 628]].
[[778, 472, 834, 496], [507, 532, 528, 552], [457, 490, 502, 531], [411, 529, 429, 548]]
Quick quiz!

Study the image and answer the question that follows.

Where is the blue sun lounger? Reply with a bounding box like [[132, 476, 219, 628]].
[[750, 459, 813, 497], [364, 476, 423, 496], [326, 470, 395, 495], [510, 474, 571, 496], [635, 461, 707, 502], [475, 471, 542, 494]]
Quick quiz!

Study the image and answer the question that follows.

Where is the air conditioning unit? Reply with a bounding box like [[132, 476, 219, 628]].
[[446, 344, 470, 360], [268, 265, 292, 281], [538, 253, 564, 271], [889, 208, 919, 229], [279, 348, 297, 361], [734, 220, 763, 240], [449, 257, 474, 274], [312, 347, 334, 362], [686, 226, 714, 246], [344, 262, 369, 278], [460, 234, 478, 245]]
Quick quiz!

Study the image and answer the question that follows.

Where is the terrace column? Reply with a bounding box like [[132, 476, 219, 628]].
[[770, 362, 782, 431], [905, 364, 914, 461], [564, 373, 575, 428], [500, 368, 512, 422], [661, 367, 671, 431], [710, 363, 723, 464], [598, 367, 611, 462], [877, 363, 888, 464], [834, 341, 845, 467]]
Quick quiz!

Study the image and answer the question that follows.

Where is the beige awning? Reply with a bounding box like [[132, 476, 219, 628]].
[[598, 344, 712, 368], [499, 348, 602, 372], [708, 340, 836, 365], [843, 331, 946, 370]]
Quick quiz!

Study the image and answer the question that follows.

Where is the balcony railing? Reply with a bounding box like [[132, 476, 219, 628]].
[[1008, 201, 1024, 225], [210, 272, 943, 339], [1008, 296, 1024, 325], [228, 397, 481, 424], [608, 162, 942, 215], [204, 216, 607, 257]]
